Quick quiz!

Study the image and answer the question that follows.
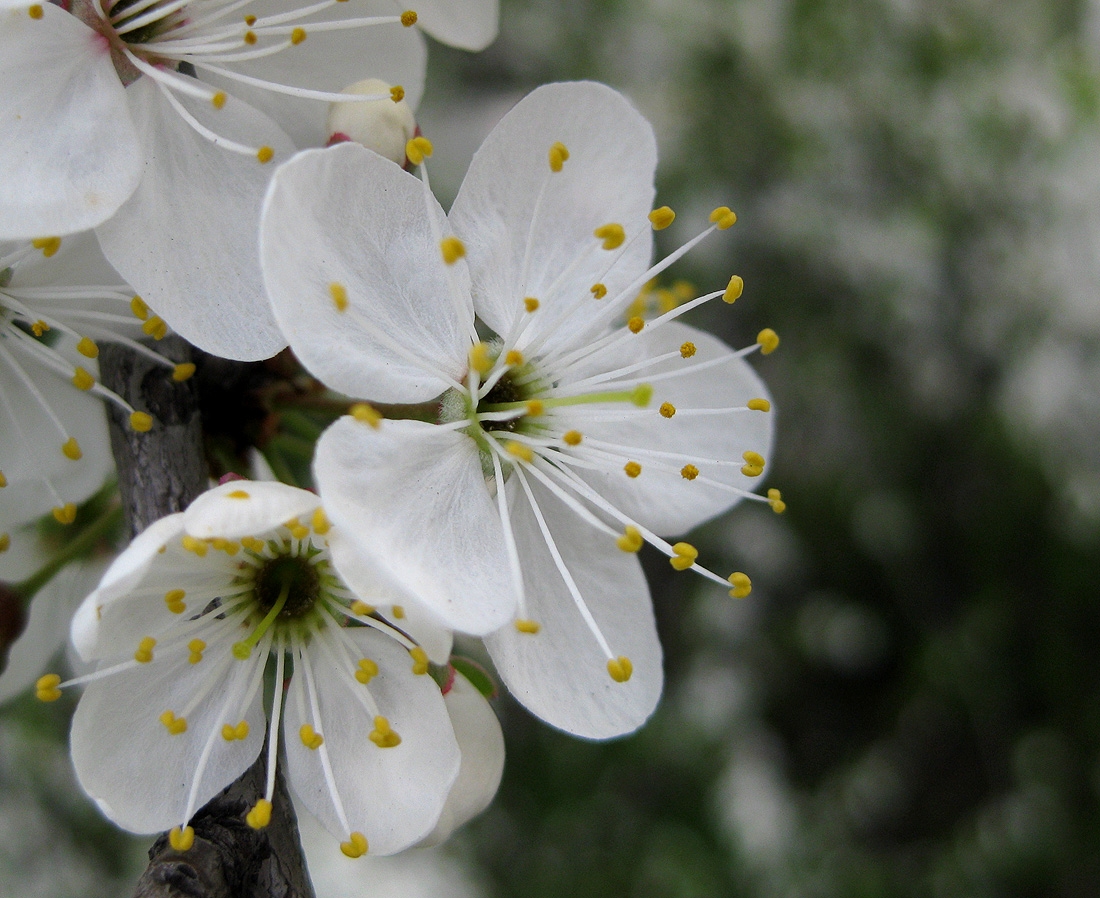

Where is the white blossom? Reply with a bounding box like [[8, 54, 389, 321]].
[[261, 82, 780, 739]]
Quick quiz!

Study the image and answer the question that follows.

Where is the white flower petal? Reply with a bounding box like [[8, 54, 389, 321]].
[[262, 143, 471, 402], [71, 634, 266, 834], [282, 626, 459, 854], [0, 349, 113, 526], [0, 557, 103, 704], [184, 480, 320, 541], [0, 3, 141, 238], [450, 82, 656, 354], [314, 417, 516, 635], [327, 528, 454, 664], [419, 669, 504, 846], [484, 476, 662, 739], [412, 0, 498, 51], [571, 321, 775, 535], [94, 78, 292, 361], [199, 10, 427, 148]]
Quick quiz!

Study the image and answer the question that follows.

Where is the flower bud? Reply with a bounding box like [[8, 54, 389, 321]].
[[326, 79, 417, 166]]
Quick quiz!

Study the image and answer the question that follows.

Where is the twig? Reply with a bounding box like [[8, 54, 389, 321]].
[[99, 337, 315, 898]]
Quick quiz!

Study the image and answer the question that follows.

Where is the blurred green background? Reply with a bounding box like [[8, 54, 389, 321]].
[[4, 0, 1100, 895]]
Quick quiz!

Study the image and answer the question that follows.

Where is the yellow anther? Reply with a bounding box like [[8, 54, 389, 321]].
[[594, 223, 625, 250], [630, 384, 653, 407], [299, 724, 324, 750], [767, 488, 786, 514], [670, 542, 698, 571], [747, 398, 771, 412], [0, 470, 6, 487], [288, 523, 309, 540], [254, 146, 273, 164], [549, 141, 569, 172], [590, 283, 607, 298], [728, 572, 752, 599], [390, 85, 405, 102], [350, 402, 383, 428], [222, 720, 249, 741], [188, 638, 206, 664], [741, 450, 765, 477], [659, 402, 676, 418], [723, 275, 743, 303], [525, 399, 544, 416], [681, 464, 699, 480], [623, 461, 641, 478], [61, 437, 81, 460], [160, 711, 187, 735], [76, 337, 99, 358], [311, 507, 330, 534], [246, 799, 272, 829], [657, 287, 679, 314], [563, 430, 582, 446], [440, 236, 465, 265], [505, 349, 525, 367], [0, 534, 8, 553], [350, 600, 375, 616], [142, 315, 167, 339], [131, 295, 149, 320], [616, 525, 643, 553], [369, 715, 401, 748], [169, 826, 194, 851], [627, 316, 644, 334], [405, 135, 433, 165], [240, 537, 265, 553], [28, 4, 43, 18], [680, 341, 697, 358], [468, 341, 493, 375], [172, 363, 196, 381], [410, 646, 429, 675], [226, 490, 250, 500], [709, 206, 737, 229], [244, 14, 256, 24], [32, 236, 60, 257], [35, 673, 61, 702], [165, 588, 186, 614], [400, 9, 417, 26], [210, 91, 227, 109], [757, 328, 779, 355], [52, 503, 76, 524], [514, 618, 541, 634], [341, 832, 369, 858], [290, 26, 306, 44], [181, 535, 208, 556], [71, 367, 95, 391], [390, 605, 405, 618], [524, 296, 540, 312], [649, 206, 675, 230], [329, 282, 348, 311], [134, 636, 156, 664], [30, 320, 49, 337], [130, 411, 153, 432], [211, 537, 239, 555], [355, 658, 379, 684], [506, 441, 534, 463], [607, 656, 633, 683], [244, 30, 258, 44]]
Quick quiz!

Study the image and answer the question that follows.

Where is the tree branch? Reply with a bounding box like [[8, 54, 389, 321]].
[[99, 337, 315, 898]]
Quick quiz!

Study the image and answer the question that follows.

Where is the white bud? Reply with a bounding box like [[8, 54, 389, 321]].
[[326, 78, 417, 165]]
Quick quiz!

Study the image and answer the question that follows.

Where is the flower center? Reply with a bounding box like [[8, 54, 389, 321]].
[[477, 371, 528, 434], [253, 554, 320, 619]]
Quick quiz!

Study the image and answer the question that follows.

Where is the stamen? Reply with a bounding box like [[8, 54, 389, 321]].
[[728, 572, 752, 598], [169, 826, 194, 851], [757, 328, 779, 354]]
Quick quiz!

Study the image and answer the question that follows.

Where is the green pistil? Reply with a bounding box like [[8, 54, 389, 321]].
[[481, 383, 652, 413], [233, 580, 290, 660]]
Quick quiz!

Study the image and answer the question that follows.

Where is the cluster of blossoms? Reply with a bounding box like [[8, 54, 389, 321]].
[[1, 0, 784, 875]]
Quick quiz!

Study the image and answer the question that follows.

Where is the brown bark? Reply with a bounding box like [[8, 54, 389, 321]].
[[99, 338, 315, 898]]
